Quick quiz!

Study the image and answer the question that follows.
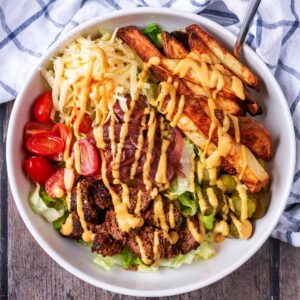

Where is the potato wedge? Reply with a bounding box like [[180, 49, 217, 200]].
[[184, 80, 243, 115], [170, 31, 190, 50], [162, 31, 188, 58], [161, 32, 243, 115], [214, 110, 272, 160], [118, 26, 243, 100], [186, 24, 260, 91], [117, 26, 162, 62], [189, 31, 262, 115]]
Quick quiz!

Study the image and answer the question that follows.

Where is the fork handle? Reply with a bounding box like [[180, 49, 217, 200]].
[[233, 0, 261, 58]]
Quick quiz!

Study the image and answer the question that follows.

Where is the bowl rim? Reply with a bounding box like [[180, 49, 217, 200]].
[[6, 7, 296, 297]]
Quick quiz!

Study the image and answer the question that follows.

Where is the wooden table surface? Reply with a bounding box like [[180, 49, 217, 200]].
[[1, 102, 299, 300]]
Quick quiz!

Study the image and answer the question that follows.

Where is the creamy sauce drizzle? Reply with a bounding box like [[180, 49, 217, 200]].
[[100, 152, 144, 232], [229, 114, 240, 143], [76, 182, 94, 242], [169, 203, 175, 229], [130, 111, 147, 179], [186, 214, 204, 243], [197, 187, 207, 215], [231, 213, 252, 240], [60, 214, 73, 236], [231, 76, 245, 100], [136, 235, 151, 265], [206, 187, 219, 213], [239, 145, 248, 180], [173, 55, 225, 92], [235, 177, 248, 221], [208, 168, 217, 186], [213, 220, 229, 236], [153, 195, 178, 244], [143, 109, 157, 191], [155, 118, 170, 188], [134, 191, 142, 216]]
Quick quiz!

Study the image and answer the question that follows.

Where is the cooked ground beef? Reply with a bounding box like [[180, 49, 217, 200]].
[[179, 216, 200, 254], [113, 185, 153, 213], [142, 200, 181, 231], [61, 212, 83, 239], [90, 180, 113, 210], [127, 226, 166, 264], [92, 224, 124, 256], [63, 177, 106, 237], [104, 210, 127, 244]]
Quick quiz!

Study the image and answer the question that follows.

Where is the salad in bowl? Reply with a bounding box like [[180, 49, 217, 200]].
[[22, 23, 272, 271]]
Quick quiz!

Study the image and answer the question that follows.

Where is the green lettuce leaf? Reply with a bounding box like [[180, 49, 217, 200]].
[[177, 192, 198, 216], [93, 242, 216, 271], [29, 183, 65, 223], [143, 23, 162, 48], [170, 139, 196, 197], [53, 211, 69, 230]]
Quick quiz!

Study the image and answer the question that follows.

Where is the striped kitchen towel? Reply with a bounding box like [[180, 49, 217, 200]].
[[0, 0, 299, 245]]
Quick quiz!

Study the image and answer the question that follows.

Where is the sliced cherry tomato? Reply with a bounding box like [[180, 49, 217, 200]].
[[24, 156, 56, 185], [86, 130, 96, 147], [26, 133, 65, 156], [24, 121, 53, 140], [50, 123, 71, 161], [45, 168, 67, 198], [51, 123, 70, 140], [33, 91, 53, 123], [71, 107, 93, 134], [92, 166, 102, 180], [76, 139, 100, 176]]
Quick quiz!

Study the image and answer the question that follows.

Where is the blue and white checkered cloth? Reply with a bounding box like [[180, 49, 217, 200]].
[[1, 0, 299, 245]]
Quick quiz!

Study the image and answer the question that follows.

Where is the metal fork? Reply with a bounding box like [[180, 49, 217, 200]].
[[233, 0, 262, 59]]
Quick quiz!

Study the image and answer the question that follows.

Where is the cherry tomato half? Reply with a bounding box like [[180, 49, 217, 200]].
[[86, 130, 96, 147], [45, 168, 67, 198], [71, 107, 93, 134], [24, 121, 53, 140], [50, 123, 71, 161], [26, 132, 65, 156], [24, 156, 56, 185], [76, 139, 100, 176], [33, 91, 53, 123]]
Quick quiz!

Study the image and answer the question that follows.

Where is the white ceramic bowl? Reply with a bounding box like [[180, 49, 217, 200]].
[[6, 8, 296, 297]]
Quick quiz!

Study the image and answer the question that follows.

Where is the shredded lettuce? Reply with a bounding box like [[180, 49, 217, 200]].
[[177, 192, 198, 216], [143, 23, 162, 48], [53, 211, 69, 230], [94, 255, 120, 271], [29, 183, 65, 223], [171, 139, 195, 197], [93, 242, 215, 271]]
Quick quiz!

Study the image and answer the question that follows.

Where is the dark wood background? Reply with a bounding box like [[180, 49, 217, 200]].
[[1, 102, 299, 300]]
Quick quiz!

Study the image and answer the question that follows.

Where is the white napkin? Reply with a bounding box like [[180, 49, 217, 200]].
[[1, 0, 299, 245]]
